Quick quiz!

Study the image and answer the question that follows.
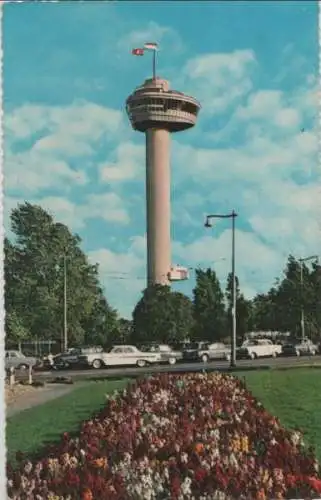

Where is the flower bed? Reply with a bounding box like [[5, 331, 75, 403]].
[[7, 372, 321, 499]]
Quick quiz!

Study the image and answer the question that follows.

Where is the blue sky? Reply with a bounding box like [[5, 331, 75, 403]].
[[4, 1, 319, 318]]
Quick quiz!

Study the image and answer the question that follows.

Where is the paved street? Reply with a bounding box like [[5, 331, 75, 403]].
[[30, 354, 321, 382]]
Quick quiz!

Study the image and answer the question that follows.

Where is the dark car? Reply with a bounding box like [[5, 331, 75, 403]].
[[281, 338, 318, 357], [138, 343, 182, 365], [181, 342, 210, 362], [53, 346, 103, 370]]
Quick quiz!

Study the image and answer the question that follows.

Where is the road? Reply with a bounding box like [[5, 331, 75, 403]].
[[29, 354, 321, 382]]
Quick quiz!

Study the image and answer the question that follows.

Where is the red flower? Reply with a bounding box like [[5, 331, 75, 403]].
[[170, 475, 181, 498], [194, 467, 207, 482], [307, 476, 321, 493]]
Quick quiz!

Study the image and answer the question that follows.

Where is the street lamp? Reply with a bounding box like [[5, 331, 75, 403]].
[[63, 254, 68, 352], [298, 255, 319, 340], [204, 210, 238, 367]]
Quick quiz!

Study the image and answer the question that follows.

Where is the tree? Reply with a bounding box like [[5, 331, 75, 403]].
[[5, 310, 30, 348], [309, 261, 321, 338], [248, 254, 321, 339], [225, 273, 251, 344], [5, 202, 117, 349], [81, 289, 119, 348], [275, 255, 317, 337], [192, 268, 226, 341], [132, 284, 193, 344], [250, 290, 278, 331]]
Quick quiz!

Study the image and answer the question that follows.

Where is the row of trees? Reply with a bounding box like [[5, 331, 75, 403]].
[[133, 256, 321, 345], [132, 270, 251, 344], [5, 203, 321, 351]]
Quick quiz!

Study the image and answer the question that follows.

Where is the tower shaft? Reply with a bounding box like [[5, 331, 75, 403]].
[[145, 128, 171, 286]]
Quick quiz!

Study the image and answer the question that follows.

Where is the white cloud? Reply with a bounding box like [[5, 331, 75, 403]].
[[5, 192, 130, 234], [180, 49, 256, 114], [236, 89, 304, 131], [118, 21, 183, 54], [99, 142, 144, 183], [273, 108, 300, 129], [237, 90, 283, 120], [5, 151, 88, 193], [5, 101, 124, 194], [85, 193, 130, 224], [173, 230, 282, 298], [89, 238, 146, 318]]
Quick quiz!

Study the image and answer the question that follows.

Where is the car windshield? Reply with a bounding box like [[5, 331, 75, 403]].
[[188, 342, 209, 350], [139, 344, 158, 352], [67, 349, 80, 355], [242, 340, 258, 347]]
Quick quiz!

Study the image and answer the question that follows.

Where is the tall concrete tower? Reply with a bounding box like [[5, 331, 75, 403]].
[[126, 76, 201, 287]]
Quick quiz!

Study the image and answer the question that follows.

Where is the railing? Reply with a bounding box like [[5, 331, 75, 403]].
[[6, 365, 34, 386]]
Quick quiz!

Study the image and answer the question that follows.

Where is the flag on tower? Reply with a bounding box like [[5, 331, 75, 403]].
[[144, 42, 159, 51], [132, 48, 144, 56]]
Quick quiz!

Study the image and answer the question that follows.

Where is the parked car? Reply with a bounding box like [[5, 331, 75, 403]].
[[5, 350, 40, 371], [200, 343, 231, 363], [53, 346, 103, 370], [77, 345, 161, 369], [182, 342, 230, 363], [237, 339, 282, 360], [281, 338, 318, 357], [139, 343, 182, 365], [181, 342, 206, 362]]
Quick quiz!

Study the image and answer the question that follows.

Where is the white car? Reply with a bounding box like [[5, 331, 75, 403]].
[[5, 350, 40, 371], [78, 345, 161, 369], [237, 339, 282, 360]]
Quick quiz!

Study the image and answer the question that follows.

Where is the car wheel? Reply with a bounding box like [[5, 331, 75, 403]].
[[18, 363, 28, 371], [92, 359, 102, 369], [137, 359, 146, 368], [250, 352, 256, 360], [201, 354, 209, 363], [168, 357, 177, 365]]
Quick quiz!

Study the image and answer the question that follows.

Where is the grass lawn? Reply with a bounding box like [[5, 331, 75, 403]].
[[6, 369, 321, 466], [6, 378, 129, 465], [236, 368, 321, 460]]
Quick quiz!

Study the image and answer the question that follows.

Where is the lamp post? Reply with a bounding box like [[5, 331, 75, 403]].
[[204, 210, 238, 367], [63, 254, 68, 352], [298, 255, 318, 340], [55, 255, 68, 352]]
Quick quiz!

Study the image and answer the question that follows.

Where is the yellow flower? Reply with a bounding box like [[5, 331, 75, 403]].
[[241, 436, 249, 452], [92, 457, 108, 468]]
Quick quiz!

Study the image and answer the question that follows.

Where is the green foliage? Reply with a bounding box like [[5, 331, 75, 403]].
[[5, 202, 119, 349], [7, 202, 320, 349], [192, 268, 226, 341], [132, 284, 193, 343], [250, 255, 320, 339]]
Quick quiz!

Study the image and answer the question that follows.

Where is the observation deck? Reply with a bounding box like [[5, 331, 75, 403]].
[[126, 77, 201, 133]]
